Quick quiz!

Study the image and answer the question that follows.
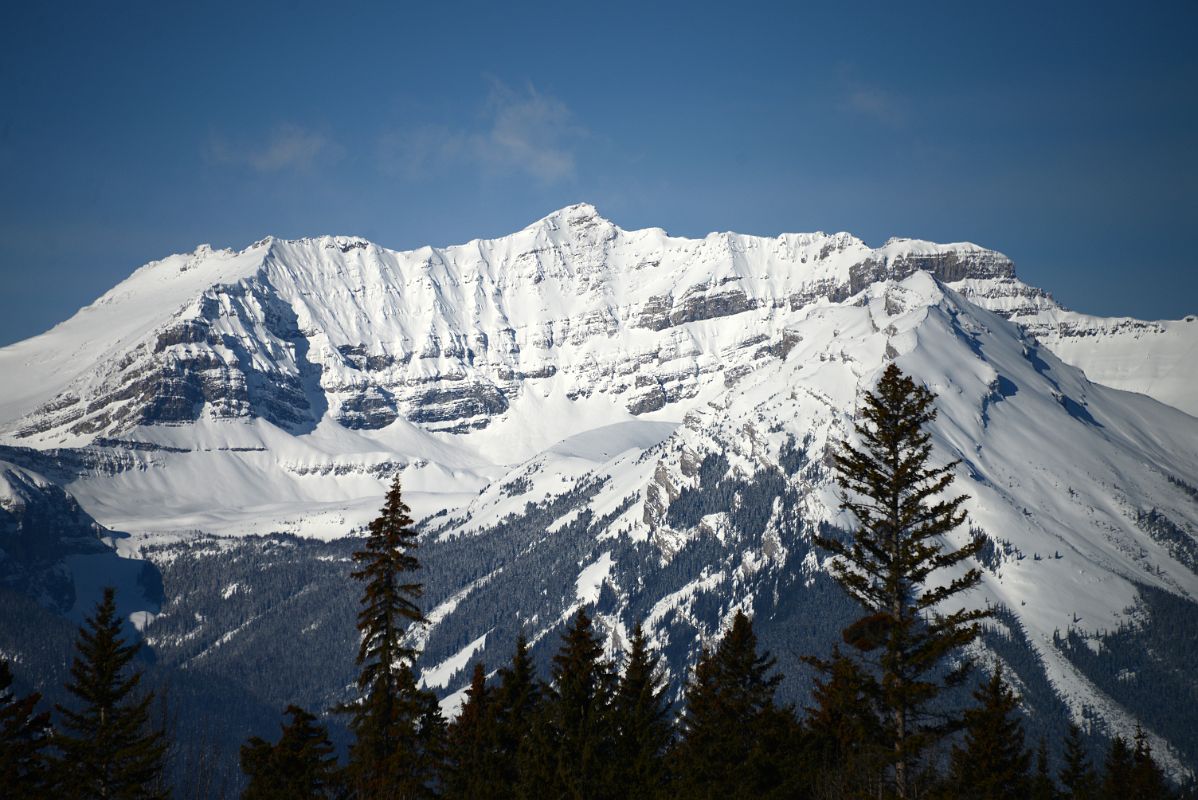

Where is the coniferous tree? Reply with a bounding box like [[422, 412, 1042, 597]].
[[1130, 726, 1172, 800], [240, 705, 341, 800], [519, 608, 615, 800], [1032, 737, 1059, 800], [342, 477, 440, 799], [1102, 736, 1134, 800], [444, 663, 500, 800], [672, 611, 798, 800], [948, 666, 1031, 800], [1060, 723, 1098, 800], [802, 645, 886, 798], [54, 587, 168, 800], [415, 689, 448, 796], [0, 659, 52, 799], [609, 623, 671, 800], [818, 363, 989, 798], [491, 633, 540, 795]]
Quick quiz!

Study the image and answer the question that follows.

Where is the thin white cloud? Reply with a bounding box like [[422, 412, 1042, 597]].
[[206, 124, 340, 173], [379, 81, 583, 183], [841, 85, 909, 128]]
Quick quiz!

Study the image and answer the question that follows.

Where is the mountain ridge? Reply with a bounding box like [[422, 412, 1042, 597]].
[[0, 205, 1196, 774], [2, 203, 1190, 446]]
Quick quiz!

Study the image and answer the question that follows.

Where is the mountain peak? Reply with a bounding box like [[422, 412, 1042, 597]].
[[526, 202, 613, 232]]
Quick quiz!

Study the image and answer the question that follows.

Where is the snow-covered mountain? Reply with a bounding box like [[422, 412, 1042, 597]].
[[0, 204, 1196, 771], [0, 203, 1192, 534]]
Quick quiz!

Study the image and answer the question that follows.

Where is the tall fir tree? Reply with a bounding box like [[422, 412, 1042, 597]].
[[240, 705, 341, 800], [54, 587, 168, 800], [609, 623, 671, 800], [490, 633, 540, 796], [818, 363, 988, 798], [519, 608, 616, 800], [342, 477, 442, 799], [947, 666, 1032, 800], [672, 610, 799, 800], [0, 659, 52, 799], [1060, 723, 1098, 800]]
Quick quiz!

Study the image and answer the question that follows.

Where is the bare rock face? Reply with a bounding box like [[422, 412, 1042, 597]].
[[16, 279, 327, 437], [335, 387, 399, 430], [849, 247, 1015, 295], [406, 384, 509, 427]]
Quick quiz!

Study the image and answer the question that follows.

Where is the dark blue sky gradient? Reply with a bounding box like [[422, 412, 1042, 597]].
[[1, 1, 1195, 344]]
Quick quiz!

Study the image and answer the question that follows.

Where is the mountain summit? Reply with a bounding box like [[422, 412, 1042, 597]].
[[0, 206, 1196, 772], [2, 205, 1189, 450]]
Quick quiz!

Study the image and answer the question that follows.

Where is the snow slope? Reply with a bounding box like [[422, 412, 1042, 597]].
[[409, 271, 1198, 769]]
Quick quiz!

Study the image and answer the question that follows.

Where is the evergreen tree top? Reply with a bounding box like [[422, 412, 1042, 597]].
[[54, 587, 168, 800], [818, 363, 989, 799], [948, 665, 1032, 799], [58, 587, 145, 728], [549, 608, 614, 703], [683, 610, 780, 733]]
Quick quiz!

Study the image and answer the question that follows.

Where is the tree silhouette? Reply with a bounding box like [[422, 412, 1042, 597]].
[[519, 608, 615, 799], [819, 363, 988, 798], [0, 659, 51, 798], [240, 705, 340, 800], [54, 587, 168, 799], [609, 623, 671, 799], [672, 611, 798, 799], [341, 477, 443, 799], [949, 666, 1031, 799]]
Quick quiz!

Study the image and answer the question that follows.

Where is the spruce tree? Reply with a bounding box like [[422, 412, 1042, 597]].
[[948, 666, 1031, 800], [444, 663, 500, 799], [240, 705, 341, 800], [0, 659, 52, 799], [1060, 723, 1098, 800], [342, 477, 440, 799], [519, 608, 616, 800], [491, 633, 540, 795], [1102, 735, 1134, 800], [802, 644, 886, 797], [415, 689, 448, 793], [1130, 726, 1172, 800], [54, 586, 168, 800], [818, 363, 988, 798], [1032, 736, 1059, 800], [672, 610, 798, 800], [609, 623, 671, 799]]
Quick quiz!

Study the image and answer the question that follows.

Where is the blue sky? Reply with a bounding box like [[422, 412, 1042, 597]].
[[1, 1, 1194, 345]]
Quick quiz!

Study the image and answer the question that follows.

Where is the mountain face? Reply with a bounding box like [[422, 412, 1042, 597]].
[[0, 204, 1196, 774], [0, 203, 1191, 535], [0, 459, 161, 624]]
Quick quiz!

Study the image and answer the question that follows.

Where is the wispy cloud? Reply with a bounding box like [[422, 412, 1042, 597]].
[[206, 124, 341, 173], [379, 80, 583, 183], [840, 85, 909, 128]]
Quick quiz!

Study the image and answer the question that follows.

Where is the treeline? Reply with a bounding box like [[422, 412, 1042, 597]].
[[0, 364, 1192, 798], [0, 591, 1184, 799]]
